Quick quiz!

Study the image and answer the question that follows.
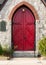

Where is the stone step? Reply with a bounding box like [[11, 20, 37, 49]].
[[13, 51, 36, 57]]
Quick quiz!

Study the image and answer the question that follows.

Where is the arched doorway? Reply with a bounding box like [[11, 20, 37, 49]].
[[12, 5, 35, 52], [10, 1, 39, 56]]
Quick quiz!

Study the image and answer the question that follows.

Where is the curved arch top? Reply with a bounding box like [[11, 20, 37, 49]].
[[9, 1, 39, 20]]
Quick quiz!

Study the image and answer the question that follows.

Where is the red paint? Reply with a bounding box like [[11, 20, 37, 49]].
[[12, 6, 35, 51]]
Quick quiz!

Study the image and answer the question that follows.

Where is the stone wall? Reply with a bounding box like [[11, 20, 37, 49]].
[[0, 0, 46, 52]]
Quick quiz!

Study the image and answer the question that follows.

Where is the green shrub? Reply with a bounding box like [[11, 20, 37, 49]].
[[0, 44, 13, 57], [38, 37, 46, 56], [3, 48, 13, 57], [0, 44, 3, 55]]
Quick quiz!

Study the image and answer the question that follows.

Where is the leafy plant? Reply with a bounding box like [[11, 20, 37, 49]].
[[2, 45, 13, 57], [0, 44, 3, 55], [38, 37, 46, 56], [0, 44, 13, 57]]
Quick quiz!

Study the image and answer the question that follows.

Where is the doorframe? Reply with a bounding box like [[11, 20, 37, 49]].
[[12, 5, 36, 51], [9, 1, 39, 56]]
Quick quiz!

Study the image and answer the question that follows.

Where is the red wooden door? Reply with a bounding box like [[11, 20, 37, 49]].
[[12, 6, 35, 51]]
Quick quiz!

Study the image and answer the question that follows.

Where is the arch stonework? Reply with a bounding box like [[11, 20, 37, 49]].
[[9, 1, 39, 20], [8, 1, 39, 56]]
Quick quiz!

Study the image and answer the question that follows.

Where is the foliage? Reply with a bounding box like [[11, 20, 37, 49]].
[[0, 44, 3, 55], [0, 44, 13, 57], [2, 44, 13, 56], [38, 37, 46, 56], [3, 47, 13, 57]]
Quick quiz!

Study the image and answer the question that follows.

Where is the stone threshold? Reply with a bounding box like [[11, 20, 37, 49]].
[[13, 51, 36, 57]]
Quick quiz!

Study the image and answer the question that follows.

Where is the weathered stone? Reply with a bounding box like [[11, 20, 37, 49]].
[[0, 0, 46, 56]]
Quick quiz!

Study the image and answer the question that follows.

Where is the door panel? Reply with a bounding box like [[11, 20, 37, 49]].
[[13, 8, 24, 50], [24, 25, 35, 50], [23, 8, 35, 50], [12, 6, 35, 51]]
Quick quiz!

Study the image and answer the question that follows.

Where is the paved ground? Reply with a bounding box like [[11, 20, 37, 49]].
[[0, 58, 46, 65]]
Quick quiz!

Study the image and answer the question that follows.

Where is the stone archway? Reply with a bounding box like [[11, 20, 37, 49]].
[[9, 1, 39, 20], [9, 1, 39, 57]]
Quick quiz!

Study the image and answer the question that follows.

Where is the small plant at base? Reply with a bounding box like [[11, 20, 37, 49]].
[[0, 44, 3, 55], [38, 37, 46, 56]]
